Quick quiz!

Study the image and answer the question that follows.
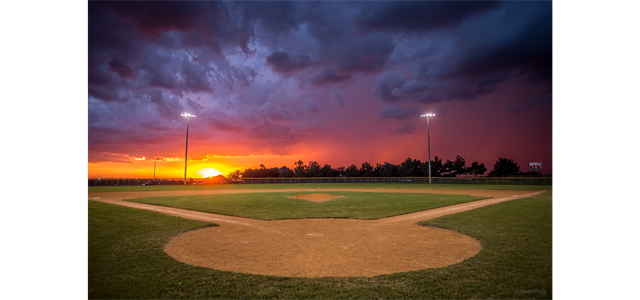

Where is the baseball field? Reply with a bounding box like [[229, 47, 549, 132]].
[[88, 183, 552, 299]]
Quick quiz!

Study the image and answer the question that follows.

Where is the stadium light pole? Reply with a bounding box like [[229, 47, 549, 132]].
[[153, 158, 160, 180], [420, 113, 435, 184], [181, 113, 196, 185]]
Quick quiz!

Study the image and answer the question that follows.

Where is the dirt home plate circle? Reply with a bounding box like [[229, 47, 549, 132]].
[[88, 189, 545, 278], [164, 218, 481, 277], [164, 193, 482, 278]]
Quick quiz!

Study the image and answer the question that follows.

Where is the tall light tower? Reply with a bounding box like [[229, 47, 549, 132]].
[[181, 113, 196, 185], [153, 158, 160, 180], [420, 113, 435, 184]]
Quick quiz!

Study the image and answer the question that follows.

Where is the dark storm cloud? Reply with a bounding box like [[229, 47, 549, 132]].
[[227, 0, 299, 36], [446, 2, 552, 81], [336, 33, 395, 74], [311, 68, 351, 85], [373, 2, 552, 104], [377, 70, 511, 104], [373, 71, 407, 102], [101, 1, 226, 39], [135, 49, 216, 97], [88, 79, 130, 103], [446, 71, 513, 101], [88, 1, 552, 164], [353, 1, 502, 33], [107, 58, 137, 79], [297, 1, 356, 46], [142, 89, 185, 122], [522, 90, 552, 110], [379, 104, 419, 121], [266, 52, 313, 74]]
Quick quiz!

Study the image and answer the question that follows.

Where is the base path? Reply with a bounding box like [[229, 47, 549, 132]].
[[89, 188, 546, 277]]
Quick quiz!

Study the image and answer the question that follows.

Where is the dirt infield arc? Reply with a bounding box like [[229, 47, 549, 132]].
[[88, 188, 546, 277]]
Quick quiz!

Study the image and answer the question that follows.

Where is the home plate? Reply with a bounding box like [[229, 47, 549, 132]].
[[93, 197, 101, 199]]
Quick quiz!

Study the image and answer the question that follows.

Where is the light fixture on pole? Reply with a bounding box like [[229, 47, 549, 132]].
[[153, 158, 160, 180], [181, 113, 196, 185], [420, 113, 436, 184]]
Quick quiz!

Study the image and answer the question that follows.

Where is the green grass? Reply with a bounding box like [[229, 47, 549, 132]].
[[89, 182, 551, 193], [89, 192, 552, 299], [125, 191, 487, 220]]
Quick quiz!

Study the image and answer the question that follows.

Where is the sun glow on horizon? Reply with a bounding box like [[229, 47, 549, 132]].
[[197, 168, 223, 178]]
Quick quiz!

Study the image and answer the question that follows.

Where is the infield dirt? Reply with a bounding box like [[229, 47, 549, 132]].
[[287, 193, 344, 202], [88, 188, 546, 277]]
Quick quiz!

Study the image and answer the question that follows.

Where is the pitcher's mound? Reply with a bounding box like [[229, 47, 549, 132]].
[[287, 194, 343, 202]]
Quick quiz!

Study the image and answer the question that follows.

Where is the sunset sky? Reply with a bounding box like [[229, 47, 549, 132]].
[[88, 1, 552, 178]]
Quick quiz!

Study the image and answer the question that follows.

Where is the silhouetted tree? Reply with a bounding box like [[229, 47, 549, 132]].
[[360, 162, 375, 177], [488, 158, 520, 176], [319, 164, 337, 177], [293, 160, 305, 177], [468, 161, 487, 176], [379, 162, 399, 177], [399, 157, 422, 177], [441, 156, 468, 177], [345, 164, 361, 177], [336, 166, 346, 177], [373, 163, 383, 177], [227, 170, 241, 180], [442, 159, 454, 177], [450, 155, 468, 177], [242, 167, 279, 177], [420, 156, 443, 177], [305, 161, 321, 177]]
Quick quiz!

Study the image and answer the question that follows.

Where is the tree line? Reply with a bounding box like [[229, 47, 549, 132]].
[[227, 157, 541, 179]]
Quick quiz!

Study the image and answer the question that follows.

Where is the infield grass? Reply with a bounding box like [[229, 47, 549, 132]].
[[89, 192, 552, 299], [125, 191, 487, 220]]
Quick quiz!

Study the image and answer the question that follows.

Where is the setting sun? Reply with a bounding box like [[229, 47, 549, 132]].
[[197, 168, 223, 178]]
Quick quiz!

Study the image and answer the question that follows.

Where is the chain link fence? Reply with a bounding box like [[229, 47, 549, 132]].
[[89, 176, 551, 186]]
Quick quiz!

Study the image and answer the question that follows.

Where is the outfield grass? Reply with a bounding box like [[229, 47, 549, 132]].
[[89, 182, 551, 193], [89, 192, 552, 299], [126, 191, 487, 220]]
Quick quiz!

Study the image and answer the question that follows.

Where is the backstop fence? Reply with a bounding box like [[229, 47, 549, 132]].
[[88, 176, 552, 186]]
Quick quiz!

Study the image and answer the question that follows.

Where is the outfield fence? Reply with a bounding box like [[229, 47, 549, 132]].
[[88, 176, 551, 186]]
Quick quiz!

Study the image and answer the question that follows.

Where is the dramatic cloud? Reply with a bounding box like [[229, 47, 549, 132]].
[[107, 58, 137, 79], [335, 33, 395, 74], [373, 70, 407, 102], [353, 1, 502, 33], [379, 104, 419, 121], [266, 52, 313, 74], [88, 1, 553, 177], [311, 68, 351, 85]]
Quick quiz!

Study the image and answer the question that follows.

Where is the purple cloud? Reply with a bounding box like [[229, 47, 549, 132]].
[[379, 104, 419, 121], [266, 52, 313, 74], [353, 1, 502, 34]]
